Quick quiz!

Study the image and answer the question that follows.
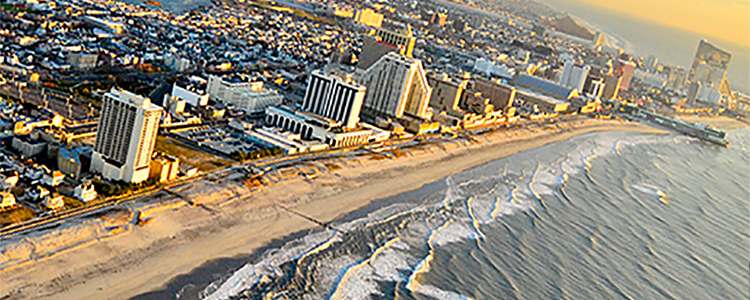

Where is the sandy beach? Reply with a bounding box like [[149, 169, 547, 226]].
[[0, 116, 743, 300]]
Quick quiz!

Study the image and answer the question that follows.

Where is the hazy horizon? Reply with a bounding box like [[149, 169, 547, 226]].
[[537, 0, 750, 93]]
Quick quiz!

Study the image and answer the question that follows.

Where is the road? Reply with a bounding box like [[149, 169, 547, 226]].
[[0, 115, 577, 239]]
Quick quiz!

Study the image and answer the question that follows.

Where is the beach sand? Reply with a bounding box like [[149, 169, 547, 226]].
[[0, 116, 737, 300]]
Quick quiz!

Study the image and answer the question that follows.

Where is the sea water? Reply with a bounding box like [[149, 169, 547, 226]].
[[138, 128, 749, 300]]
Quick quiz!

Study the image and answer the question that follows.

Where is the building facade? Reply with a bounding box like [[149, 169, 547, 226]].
[[92, 88, 163, 183], [359, 53, 432, 120], [688, 39, 731, 88], [559, 60, 590, 92], [302, 70, 366, 129], [206, 75, 283, 114], [614, 55, 636, 92]]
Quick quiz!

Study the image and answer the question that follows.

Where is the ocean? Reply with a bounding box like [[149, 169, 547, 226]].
[[142, 128, 749, 300]]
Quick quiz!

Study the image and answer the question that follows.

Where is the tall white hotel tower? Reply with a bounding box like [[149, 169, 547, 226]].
[[92, 88, 163, 183], [302, 70, 366, 129]]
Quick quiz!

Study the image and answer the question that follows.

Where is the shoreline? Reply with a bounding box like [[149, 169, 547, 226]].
[[0, 117, 743, 300]]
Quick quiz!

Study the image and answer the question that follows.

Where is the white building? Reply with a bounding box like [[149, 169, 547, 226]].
[[302, 70, 366, 129], [359, 52, 432, 119], [42, 195, 64, 210], [167, 76, 209, 107], [0, 191, 16, 209], [42, 170, 65, 187], [206, 75, 283, 115], [559, 60, 590, 92], [74, 182, 98, 202], [92, 88, 163, 183]]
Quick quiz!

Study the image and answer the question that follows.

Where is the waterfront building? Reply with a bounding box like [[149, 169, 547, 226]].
[[427, 73, 469, 113], [149, 154, 180, 183], [614, 55, 636, 92], [265, 106, 373, 147], [359, 53, 432, 120], [513, 73, 578, 100], [0, 192, 16, 209], [559, 60, 590, 92], [302, 70, 366, 129], [688, 39, 731, 88], [206, 75, 283, 115], [74, 181, 98, 202], [91, 88, 163, 183], [42, 195, 64, 210]]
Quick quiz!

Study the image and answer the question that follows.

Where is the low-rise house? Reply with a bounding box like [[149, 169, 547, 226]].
[[26, 185, 50, 202], [74, 182, 97, 202], [42, 195, 65, 210], [42, 170, 65, 187], [0, 191, 16, 209], [0, 170, 19, 188]]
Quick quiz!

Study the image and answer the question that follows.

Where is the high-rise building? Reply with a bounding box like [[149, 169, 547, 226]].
[[559, 60, 590, 92], [427, 73, 469, 113], [302, 70, 367, 129], [667, 66, 687, 90], [613, 55, 636, 92], [601, 74, 622, 100], [92, 88, 163, 183], [359, 52, 432, 119], [688, 39, 731, 88], [643, 55, 658, 73]]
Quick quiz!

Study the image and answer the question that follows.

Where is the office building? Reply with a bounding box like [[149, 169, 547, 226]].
[[613, 55, 636, 92], [92, 88, 163, 183], [302, 70, 366, 129], [359, 53, 432, 119], [206, 75, 283, 115], [688, 39, 731, 88], [559, 60, 590, 92]]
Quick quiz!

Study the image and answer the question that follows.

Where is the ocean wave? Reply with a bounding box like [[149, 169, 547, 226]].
[[204, 132, 672, 300]]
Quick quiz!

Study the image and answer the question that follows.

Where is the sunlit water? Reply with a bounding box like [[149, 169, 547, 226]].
[[156, 128, 749, 300]]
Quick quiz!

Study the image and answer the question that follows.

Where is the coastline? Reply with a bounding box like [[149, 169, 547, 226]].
[[0, 117, 741, 300]]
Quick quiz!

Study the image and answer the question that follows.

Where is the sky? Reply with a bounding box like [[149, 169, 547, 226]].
[[549, 0, 750, 48]]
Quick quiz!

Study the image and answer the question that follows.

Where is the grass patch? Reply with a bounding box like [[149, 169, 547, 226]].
[[0, 206, 37, 226], [63, 197, 85, 210], [155, 135, 232, 172]]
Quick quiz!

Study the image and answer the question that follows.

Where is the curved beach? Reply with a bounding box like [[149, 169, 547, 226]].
[[0, 117, 744, 300]]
